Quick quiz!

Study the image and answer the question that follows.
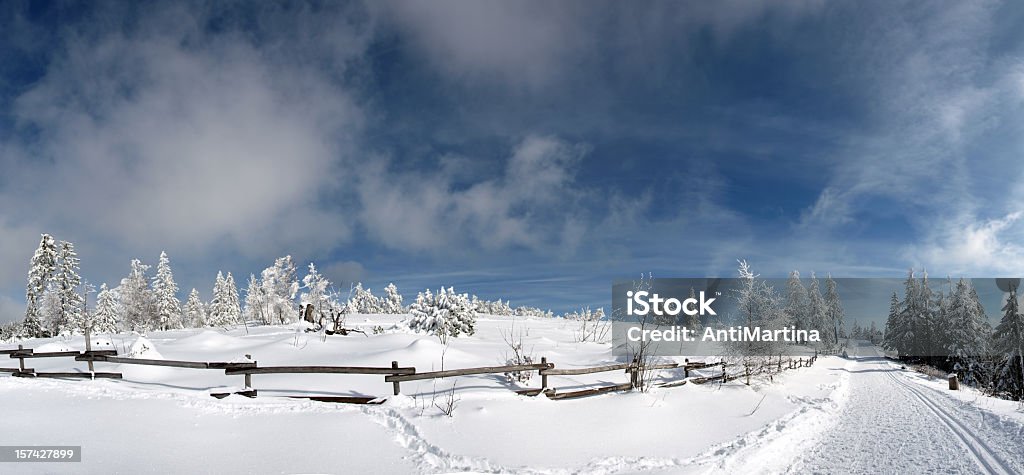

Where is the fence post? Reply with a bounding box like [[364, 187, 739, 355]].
[[540, 357, 548, 389], [391, 361, 401, 396], [85, 325, 95, 376], [244, 354, 252, 389], [630, 356, 639, 389], [17, 344, 25, 374]]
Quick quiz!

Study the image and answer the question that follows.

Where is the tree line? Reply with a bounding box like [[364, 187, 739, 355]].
[[883, 270, 1024, 400], [2, 233, 557, 340]]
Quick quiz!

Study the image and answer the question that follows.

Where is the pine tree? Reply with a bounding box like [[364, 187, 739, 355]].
[[208, 272, 229, 327], [917, 271, 939, 359], [382, 283, 404, 314], [120, 259, 153, 333], [993, 283, 1024, 400], [55, 241, 84, 336], [824, 275, 844, 347], [946, 279, 990, 384], [883, 291, 906, 354], [24, 233, 58, 337], [224, 273, 242, 325], [807, 273, 828, 346], [349, 283, 382, 314], [184, 288, 207, 328], [93, 284, 121, 334], [151, 251, 183, 330], [785, 271, 809, 332]]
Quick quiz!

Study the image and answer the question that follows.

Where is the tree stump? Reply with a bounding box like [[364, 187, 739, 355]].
[[948, 374, 959, 391]]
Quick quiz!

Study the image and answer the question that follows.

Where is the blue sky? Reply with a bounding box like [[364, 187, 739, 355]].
[[2, 1, 1024, 324]]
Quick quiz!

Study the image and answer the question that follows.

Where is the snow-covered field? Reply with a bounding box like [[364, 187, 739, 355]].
[[2, 317, 1023, 474]]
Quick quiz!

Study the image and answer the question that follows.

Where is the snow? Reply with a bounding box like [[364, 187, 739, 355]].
[[3, 319, 1024, 474]]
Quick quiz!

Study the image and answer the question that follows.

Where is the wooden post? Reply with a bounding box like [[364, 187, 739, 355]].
[[540, 357, 548, 389], [948, 374, 959, 390], [630, 356, 639, 389], [391, 361, 401, 395], [244, 354, 252, 389], [84, 325, 95, 375], [17, 344, 25, 373]]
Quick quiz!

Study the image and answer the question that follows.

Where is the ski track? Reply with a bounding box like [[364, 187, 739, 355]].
[[734, 345, 1024, 475]]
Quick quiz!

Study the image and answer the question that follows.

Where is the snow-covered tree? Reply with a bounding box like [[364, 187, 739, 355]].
[[243, 274, 267, 324], [208, 272, 241, 327], [54, 240, 84, 336], [785, 271, 809, 332], [24, 233, 58, 337], [300, 263, 332, 320], [945, 278, 990, 385], [40, 284, 64, 336], [93, 284, 121, 333], [824, 275, 844, 347], [184, 288, 207, 328], [151, 251, 183, 330], [224, 273, 241, 324], [348, 283, 382, 314], [729, 260, 787, 384], [260, 256, 298, 324], [806, 273, 828, 346], [514, 306, 554, 318], [993, 283, 1024, 400], [731, 260, 787, 355], [120, 259, 153, 333], [407, 287, 477, 343], [883, 290, 908, 356], [382, 283, 404, 314]]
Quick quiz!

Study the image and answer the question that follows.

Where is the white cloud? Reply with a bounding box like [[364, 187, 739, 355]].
[[1, 6, 363, 266], [356, 135, 590, 253], [908, 212, 1024, 275]]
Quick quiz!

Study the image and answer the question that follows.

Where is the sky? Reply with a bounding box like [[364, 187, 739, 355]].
[[2, 0, 1024, 325]]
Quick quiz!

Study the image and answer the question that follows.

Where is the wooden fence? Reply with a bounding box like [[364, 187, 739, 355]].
[[4, 343, 828, 403]]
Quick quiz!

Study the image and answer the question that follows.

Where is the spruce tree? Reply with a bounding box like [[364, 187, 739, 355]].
[[24, 234, 58, 337], [382, 283, 404, 314], [151, 251, 183, 330], [120, 259, 152, 333], [883, 291, 905, 354], [93, 284, 121, 334], [55, 241, 84, 336], [224, 273, 242, 325], [807, 273, 828, 346], [993, 283, 1024, 400], [785, 271, 809, 332], [824, 275, 844, 346], [184, 288, 207, 328], [208, 272, 227, 327], [946, 279, 990, 384]]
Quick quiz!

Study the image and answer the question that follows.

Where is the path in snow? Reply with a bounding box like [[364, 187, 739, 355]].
[[775, 343, 1024, 475]]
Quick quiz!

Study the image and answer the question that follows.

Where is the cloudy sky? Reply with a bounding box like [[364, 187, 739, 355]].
[[2, 0, 1024, 323]]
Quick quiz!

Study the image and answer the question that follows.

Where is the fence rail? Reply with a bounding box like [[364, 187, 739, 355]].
[[226, 365, 415, 376], [2, 342, 829, 403]]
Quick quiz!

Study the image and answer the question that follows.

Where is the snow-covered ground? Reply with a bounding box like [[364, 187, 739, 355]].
[[2, 317, 1023, 474]]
